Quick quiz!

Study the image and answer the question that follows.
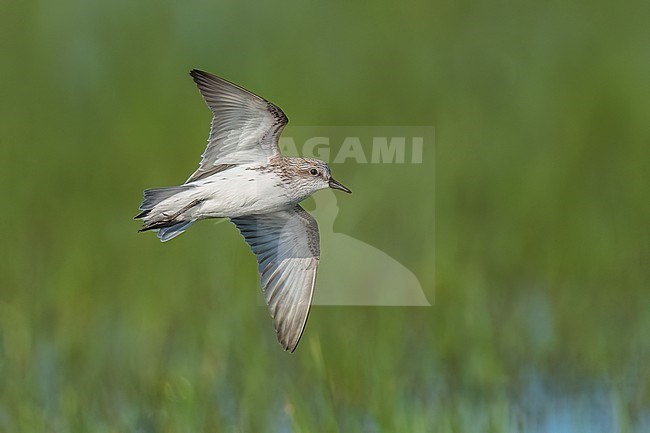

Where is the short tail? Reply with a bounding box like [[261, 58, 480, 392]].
[[135, 186, 190, 219], [135, 185, 198, 241]]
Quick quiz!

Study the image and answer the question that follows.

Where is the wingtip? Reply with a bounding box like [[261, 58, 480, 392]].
[[189, 69, 227, 89], [283, 341, 298, 353], [279, 331, 302, 353], [189, 69, 205, 80]]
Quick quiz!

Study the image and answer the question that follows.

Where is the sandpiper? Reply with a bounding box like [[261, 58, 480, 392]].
[[135, 69, 351, 352]]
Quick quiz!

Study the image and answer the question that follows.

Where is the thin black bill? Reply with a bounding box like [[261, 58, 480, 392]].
[[329, 178, 352, 193]]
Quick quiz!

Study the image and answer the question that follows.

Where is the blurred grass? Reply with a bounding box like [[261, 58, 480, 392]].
[[1, 0, 649, 431]]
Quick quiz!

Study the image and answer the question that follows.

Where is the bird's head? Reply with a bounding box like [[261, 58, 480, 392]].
[[291, 158, 351, 196]]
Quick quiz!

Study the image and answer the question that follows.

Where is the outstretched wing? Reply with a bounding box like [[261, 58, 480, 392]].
[[231, 205, 320, 352], [186, 69, 288, 183]]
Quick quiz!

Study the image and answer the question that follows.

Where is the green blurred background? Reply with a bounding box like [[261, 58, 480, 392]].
[[1, 0, 648, 431]]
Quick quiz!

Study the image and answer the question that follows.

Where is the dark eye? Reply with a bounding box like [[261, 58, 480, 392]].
[[309, 168, 319, 176]]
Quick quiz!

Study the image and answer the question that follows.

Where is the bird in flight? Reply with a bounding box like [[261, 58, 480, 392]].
[[135, 69, 351, 352]]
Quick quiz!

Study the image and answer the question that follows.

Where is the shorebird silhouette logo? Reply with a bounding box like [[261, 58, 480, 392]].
[[309, 189, 430, 306]]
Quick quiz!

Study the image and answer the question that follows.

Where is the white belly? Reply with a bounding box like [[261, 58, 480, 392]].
[[190, 165, 291, 218]]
